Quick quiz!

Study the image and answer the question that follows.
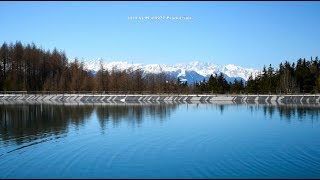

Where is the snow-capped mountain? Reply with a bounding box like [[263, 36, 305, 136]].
[[83, 60, 260, 84]]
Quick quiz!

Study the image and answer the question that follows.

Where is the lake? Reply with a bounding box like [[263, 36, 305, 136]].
[[1, 102, 320, 178]]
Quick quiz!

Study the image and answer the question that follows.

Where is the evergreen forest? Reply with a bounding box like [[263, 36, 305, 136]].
[[1, 42, 319, 94]]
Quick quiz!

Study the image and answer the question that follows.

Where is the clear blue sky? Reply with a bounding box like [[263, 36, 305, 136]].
[[1, 1, 320, 69]]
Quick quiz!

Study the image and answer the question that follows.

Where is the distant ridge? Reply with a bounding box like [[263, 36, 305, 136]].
[[83, 60, 260, 84]]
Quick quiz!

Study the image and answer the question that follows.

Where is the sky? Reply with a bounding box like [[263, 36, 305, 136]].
[[1, 1, 320, 69]]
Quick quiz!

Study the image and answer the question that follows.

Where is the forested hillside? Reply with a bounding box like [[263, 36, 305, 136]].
[[1, 42, 319, 94]]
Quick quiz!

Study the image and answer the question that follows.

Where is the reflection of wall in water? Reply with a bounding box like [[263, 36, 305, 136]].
[[95, 104, 179, 129]]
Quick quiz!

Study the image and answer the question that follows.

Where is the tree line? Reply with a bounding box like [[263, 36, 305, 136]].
[[245, 57, 320, 94], [0, 41, 188, 93], [193, 56, 320, 94], [1, 41, 319, 94]]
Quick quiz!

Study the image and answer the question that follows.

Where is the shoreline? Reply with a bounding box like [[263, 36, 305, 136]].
[[1, 94, 320, 104]]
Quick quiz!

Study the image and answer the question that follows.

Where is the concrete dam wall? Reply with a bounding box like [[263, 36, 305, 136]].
[[1, 94, 320, 104]]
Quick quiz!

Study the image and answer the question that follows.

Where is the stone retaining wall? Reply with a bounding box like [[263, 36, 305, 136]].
[[1, 94, 320, 104]]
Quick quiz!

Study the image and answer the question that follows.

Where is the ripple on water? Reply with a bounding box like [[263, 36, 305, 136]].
[[170, 132, 225, 178], [229, 146, 278, 178], [6, 138, 52, 154], [0, 134, 66, 178], [281, 144, 320, 177], [1, 103, 320, 178], [295, 144, 320, 168], [183, 137, 301, 178]]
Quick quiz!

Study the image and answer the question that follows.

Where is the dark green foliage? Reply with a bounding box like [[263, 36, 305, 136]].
[[246, 57, 320, 94], [246, 74, 258, 94], [230, 79, 245, 94], [194, 73, 230, 94]]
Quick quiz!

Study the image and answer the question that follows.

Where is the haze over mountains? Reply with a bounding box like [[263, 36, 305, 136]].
[[84, 60, 260, 84]]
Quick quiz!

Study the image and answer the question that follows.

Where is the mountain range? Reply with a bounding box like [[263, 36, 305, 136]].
[[83, 60, 260, 84]]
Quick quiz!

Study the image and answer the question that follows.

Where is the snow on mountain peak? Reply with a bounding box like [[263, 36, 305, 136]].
[[225, 64, 238, 71], [83, 60, 260, 81], [178, 69, 186, 77], [144, 64, 163, 74]]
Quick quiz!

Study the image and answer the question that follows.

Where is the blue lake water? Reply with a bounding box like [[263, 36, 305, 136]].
[[0, 102, 320, 178]]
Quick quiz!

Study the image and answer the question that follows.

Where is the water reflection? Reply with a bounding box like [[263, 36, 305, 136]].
[[250, 104, 320, 122], [96, 103, 178, 129], [1, 102, 320, 146], [202, 102, 320, 122], [0, 104, 94, 145], [0, 103, 179, 146]]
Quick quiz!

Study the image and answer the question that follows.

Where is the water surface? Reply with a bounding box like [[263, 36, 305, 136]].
[[0, 102, 320, 178]]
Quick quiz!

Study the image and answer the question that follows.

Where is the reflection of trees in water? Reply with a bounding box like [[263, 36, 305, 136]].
[[258, 104, 320, 122], [262, 105, 276, 118], [0, 103, 178, 145], [278, 105, 320, 122], [95, 103, 178, 129], [0, 104, 94, 145], [218, 105, 225, 114], [196, 103, 320, 122], [1, 102, 318, 146]]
